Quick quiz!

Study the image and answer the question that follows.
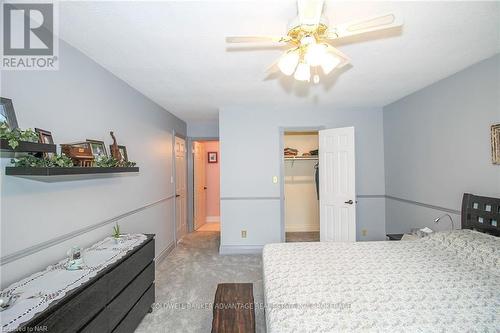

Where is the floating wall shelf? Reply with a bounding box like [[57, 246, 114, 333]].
[[0, 139, 56, 153], [5, 167, 139, 181]]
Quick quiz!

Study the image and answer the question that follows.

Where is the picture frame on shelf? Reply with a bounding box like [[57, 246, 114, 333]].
[[0, 97, 19, 129], [35, 128, 54, 145], [35, 128, 55, 158], [492, 124, 500, 164], [208, 151, 218, 163], [109, 144, 128, 162], [86, 139, 108, 159]]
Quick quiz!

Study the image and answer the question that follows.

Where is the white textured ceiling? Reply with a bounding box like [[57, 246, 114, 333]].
[[58, 1, 500, 121]]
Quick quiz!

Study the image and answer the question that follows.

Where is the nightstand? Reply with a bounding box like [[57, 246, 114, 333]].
[[386, 233, 404, 241]]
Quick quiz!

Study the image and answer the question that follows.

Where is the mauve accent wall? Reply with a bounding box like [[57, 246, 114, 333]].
[[204, 141, 220, 220], [383, 54, 500, 233]]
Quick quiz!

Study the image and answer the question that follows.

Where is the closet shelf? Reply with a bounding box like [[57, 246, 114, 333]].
[[284, 157, 318, 160]]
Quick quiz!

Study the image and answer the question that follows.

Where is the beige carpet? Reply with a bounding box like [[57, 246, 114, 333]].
[[135, 231, 265, 333], [196, 223, 220, 232]]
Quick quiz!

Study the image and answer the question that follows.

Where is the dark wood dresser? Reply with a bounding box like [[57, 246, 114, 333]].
[[18, 234, 155, 333]]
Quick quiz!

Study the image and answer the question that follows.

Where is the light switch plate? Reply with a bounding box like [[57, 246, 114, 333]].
[[241, 230, 247, 238], [272, 176, 278, 184]]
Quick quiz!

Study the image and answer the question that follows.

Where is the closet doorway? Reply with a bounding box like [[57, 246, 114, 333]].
[[192, 140, 220, 232], [283, 131, 320, 242]]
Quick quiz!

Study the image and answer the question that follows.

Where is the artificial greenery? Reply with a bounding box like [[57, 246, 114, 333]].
[[0, 121, 39, 149], [10, 155, 137, 168], [112, 223, 121, 238], [11, 154, 74, 168], [95, 156, 137, 168]]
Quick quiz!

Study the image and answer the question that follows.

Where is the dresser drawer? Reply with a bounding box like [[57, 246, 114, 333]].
[[106, 239, 154, 301], [79, 304, 108, 333], [112, 284, 155, 333], [107, 262, 155, 331], [35, 274, 108, 332]]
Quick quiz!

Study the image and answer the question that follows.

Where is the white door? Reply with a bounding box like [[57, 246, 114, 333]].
[[193, 142, 207, 230], [175, 137, 187, 242], [319, 127, 356, 242]]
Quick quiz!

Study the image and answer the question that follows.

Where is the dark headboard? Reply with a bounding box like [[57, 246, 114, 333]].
[[461, 193, 500, 236]]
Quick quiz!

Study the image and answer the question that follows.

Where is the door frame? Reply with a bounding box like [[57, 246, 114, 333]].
[[173, 132, 187, 243], [187, 137, 219, 233], [279, 126, 324, 242]]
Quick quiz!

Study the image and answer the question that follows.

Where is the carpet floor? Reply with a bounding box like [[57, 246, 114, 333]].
[[135, 231, 266, 333]]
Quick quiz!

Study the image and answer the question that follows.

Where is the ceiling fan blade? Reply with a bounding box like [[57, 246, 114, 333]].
[[265, 58, 280, 74], [328, 13, 403, 39], [226, 36, 291, 44], [298, 0, 324, 29], [324, 44, 350, 68]]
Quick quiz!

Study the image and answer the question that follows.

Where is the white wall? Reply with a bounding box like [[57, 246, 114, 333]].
[[384, 54, 500, 233], [219, 107, 386, 253], [0, 40, 186, 288], [284, 133, 319, 232]]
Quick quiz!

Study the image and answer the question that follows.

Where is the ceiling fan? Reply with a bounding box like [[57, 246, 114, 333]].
[[226, 0, 403, 83]]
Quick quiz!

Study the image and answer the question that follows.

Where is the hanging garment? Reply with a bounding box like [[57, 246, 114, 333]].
[[314, 163, 319, 200]]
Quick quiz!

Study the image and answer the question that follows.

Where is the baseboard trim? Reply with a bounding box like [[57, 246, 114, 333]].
[[0, 195, 175, 265], [206, 216, 220, 223], [219, 245, 263, 255], [155, 241, 175, 264]]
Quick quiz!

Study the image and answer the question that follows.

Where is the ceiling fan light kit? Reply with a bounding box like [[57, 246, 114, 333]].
[[226, 0, 403, 83], [278, 49, 300, 76]]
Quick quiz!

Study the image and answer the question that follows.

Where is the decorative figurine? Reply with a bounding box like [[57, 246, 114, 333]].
[[61, 142, 94, 167], [109, 131, 122, 161]]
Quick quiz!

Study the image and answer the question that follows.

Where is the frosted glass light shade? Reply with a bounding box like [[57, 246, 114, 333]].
[[320, 52, 341, 75], [305, 43, 326, 66], [278, 50, 300, 76], [294, 62, 311, 81]]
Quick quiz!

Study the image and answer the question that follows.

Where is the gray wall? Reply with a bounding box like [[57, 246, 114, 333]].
[[384, 54, 500, 233], [187, 120, 219, 138], [0, 40, 186, 288], [219, 106, 386, 253]]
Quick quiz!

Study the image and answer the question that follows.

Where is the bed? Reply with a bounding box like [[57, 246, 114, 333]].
[[263, 193, 500, 332]]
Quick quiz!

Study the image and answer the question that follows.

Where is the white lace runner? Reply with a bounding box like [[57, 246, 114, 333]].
[[0, 234, 148, 332]]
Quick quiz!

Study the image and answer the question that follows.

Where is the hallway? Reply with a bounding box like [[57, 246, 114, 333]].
[[196, 223, 220, 232], [136, 231, 265, 332]]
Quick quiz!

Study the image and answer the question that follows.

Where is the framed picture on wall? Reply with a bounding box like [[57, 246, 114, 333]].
[[492, 123, 500, 164], [208, 152, 218, 163]]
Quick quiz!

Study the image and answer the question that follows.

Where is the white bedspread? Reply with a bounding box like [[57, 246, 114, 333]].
[[263, 230, 499, 332]]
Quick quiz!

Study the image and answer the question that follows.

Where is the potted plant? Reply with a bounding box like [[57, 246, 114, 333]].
[[112, 223, 122, 243]]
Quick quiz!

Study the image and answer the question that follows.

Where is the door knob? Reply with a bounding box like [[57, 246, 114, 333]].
[[344, 200, 354, 205], [175, 194, 180, 198], [204, 186, 207, 190]]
